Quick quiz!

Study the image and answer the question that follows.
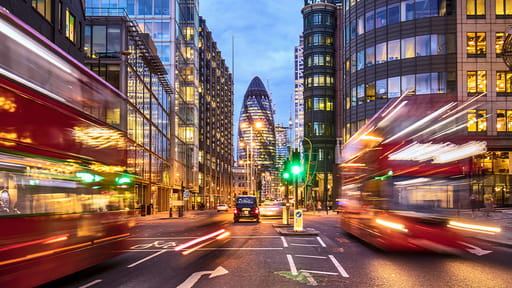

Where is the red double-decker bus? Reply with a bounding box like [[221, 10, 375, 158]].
[[338, 93, 499, 253], [0, 7, 137, 287]]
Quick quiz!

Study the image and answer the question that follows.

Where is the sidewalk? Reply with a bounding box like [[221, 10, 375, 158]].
[[135, 208, 218, 222]]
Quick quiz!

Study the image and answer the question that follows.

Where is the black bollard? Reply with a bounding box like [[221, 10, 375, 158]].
[[169, 207, 173, 218]]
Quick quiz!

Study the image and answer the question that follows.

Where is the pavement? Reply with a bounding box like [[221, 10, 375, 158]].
[[134, 207, 512, 248]]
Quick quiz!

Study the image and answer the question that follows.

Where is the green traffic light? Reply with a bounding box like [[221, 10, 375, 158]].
[[291, 165, 301, 175], [282, 171, 290, 179]]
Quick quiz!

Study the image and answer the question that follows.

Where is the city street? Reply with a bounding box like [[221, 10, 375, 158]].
[[39, 211, 512, 288]]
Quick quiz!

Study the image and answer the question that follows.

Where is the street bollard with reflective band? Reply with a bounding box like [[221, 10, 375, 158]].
[[294, 209, 303, 232]]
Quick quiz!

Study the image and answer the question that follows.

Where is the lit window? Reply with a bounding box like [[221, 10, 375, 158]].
[[32, 0, 52, 22], [496, 0, 512, 16], [66, 9, 76, 42], [467, 110, 487, 132], [496, 33, 505, 55], [496, 71, 512, 92], [466, 32, 486, 56], [467, 0, 486, 16], [467, 71, 487, 93]]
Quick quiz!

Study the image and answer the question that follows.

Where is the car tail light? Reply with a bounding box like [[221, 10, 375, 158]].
[[233, 208, 239, 214], [254, 207, 259, 214]]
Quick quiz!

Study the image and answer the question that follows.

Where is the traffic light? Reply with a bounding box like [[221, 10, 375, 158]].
[[290, 150, 302, 176], [281, 160, 291, 183]]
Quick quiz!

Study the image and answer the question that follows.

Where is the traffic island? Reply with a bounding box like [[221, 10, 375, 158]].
[[275, 227, 320, 236]]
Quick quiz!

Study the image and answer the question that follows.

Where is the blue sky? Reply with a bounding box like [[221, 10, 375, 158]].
[[199, 0, 304, 127]]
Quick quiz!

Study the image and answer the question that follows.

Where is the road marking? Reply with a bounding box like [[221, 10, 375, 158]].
[[302, 271, 318, 286], [295, 255, 327, 259], [127, 250, 168, 267], [302, 270, 339, 276], [328, 255, 349, 277], [291, 243, 319, 247], [281, 236, 288, 247], [78, 279, 102, 288], [287, 254, 298, 276], [458, 241, 493, 256], [316, 237, 326, 247], [177, 266, 229, 288]]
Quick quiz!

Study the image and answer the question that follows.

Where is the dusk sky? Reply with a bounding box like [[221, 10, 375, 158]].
[[200, 0, 304, 127]]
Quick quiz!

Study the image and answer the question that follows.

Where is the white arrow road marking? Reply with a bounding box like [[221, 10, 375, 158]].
[[177, 266, 229, 288], [458, 241, 493, 256]]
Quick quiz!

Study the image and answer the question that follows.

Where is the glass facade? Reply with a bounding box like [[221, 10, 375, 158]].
[[84, 9, 173, 212]]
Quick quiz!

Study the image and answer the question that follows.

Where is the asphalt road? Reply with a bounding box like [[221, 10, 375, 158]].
[[40, 212, 512, 288]]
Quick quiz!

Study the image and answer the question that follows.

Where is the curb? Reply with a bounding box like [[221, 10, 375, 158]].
[[275, 227, 320, 236]]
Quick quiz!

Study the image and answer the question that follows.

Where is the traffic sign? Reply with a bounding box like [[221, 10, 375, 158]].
[[294, 209, 303, 232]]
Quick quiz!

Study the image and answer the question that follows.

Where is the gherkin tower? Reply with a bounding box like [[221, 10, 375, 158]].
[[238, 76, 276, 170]]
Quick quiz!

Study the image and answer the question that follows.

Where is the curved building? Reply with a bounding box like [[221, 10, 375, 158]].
[[238, 76, 276, 171], [302, 0, 338, 206]]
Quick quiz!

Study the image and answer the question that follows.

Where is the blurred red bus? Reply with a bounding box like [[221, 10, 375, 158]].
[[338, 93, 489, 253], [0, 7, 136, 287]]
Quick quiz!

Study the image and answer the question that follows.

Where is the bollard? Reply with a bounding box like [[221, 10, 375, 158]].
[[178, 206, 184, 217], [169, 207, 173, 218]]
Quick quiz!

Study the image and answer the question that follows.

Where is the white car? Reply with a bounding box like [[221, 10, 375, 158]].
[[216, 204, 229, 212]]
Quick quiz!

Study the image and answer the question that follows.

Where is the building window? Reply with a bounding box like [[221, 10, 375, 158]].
[[357, 50, 365, 70], [467, 110, 487, 132], [496, 0, 512, 16], [306, 53, 333, 67], [467, 71, 487, 93], [366, 82, 376, 102], [496, 71, 512, 93], [496, 32, 505, 55], [32, 0, 52, 22], [305, 74, 334, 87], [376, 79, 387, 99], [388, 3, 400, 24], [497, 110, 512, 132], [366, 46, 375, 67], [388, 40, 400, 61], [467, 0, 485, 16], [467, 32, 486, 56], [306, 122, 332, 137], [416, 35, 431, 56], [306, 98, 334, 111], [305, 33, 333, 47], [376, 42, 387, 64], [401, 37, 416, 59], [365, 10, 374, 32], [401, 0, 415, 22], [66, 9, 76, 43], [375, 7, 386, 28]]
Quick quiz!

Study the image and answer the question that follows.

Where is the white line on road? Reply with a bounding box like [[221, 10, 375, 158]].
[[291, 243, 320, 247], [316, 237, 327, 247], [281, 236, 288, 247], [301, 270, 339, 276], [127, 250, 168, 268], [287, 254, 298, 276], [295, 255, 327, 259], [78, 279, 102, 288], [329, 255, 349, 277]]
